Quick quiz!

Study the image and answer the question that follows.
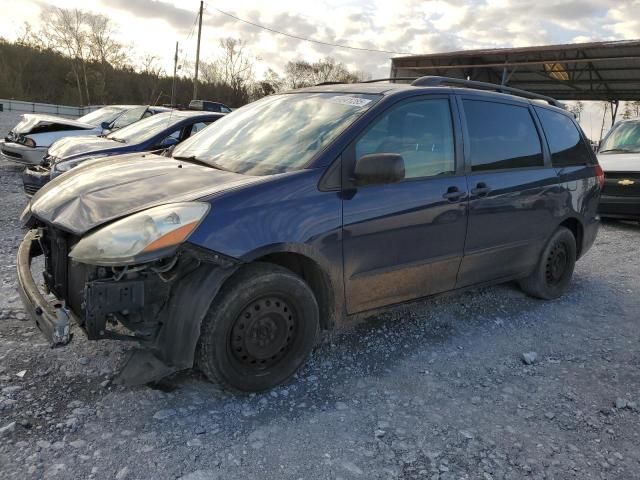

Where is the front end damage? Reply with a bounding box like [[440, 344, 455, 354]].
[[17, 225, 239, 385]]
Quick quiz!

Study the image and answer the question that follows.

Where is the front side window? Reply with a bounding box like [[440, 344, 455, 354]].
[[107, 113, 180, 144], [173, 93, 381, 175], [464, 100, 543, 171], [355, 98, 455, 179], [111, 106, 148, 130], [189, 122, 211, 136], [600, 121, 640, 154], [535, 107, 592, 166]]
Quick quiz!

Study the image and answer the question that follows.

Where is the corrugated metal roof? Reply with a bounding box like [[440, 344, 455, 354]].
[[391, 40, 640, 101]]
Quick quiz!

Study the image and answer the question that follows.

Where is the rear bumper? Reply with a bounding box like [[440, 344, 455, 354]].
[[16, 229, 73, 346], [22, 165, 51, 197], [1, 142, 47, 165], [598, 194, 640, 219]]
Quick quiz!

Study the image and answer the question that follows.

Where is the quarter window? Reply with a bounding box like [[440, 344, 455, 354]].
[[355, 99, 455, 179], [463, 100, 543, 171], [535, 107, 592, 166]]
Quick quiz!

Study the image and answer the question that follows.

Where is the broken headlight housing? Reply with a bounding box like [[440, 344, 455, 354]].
[[69, 202, 210, 266]]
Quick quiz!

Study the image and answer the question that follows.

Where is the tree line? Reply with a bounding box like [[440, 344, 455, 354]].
[[0, 7, 368, 109]]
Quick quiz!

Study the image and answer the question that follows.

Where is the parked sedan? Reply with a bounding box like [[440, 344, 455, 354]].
[[1, 105, 170, 165], [22, 111, 223, 195], [598, 119, 640, 220]]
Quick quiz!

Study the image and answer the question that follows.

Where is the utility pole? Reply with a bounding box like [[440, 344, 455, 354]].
[[171, 41, 179, 107], [193, 0, 203, 100]]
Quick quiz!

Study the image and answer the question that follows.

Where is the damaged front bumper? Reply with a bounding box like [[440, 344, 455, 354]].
[[1, 142, 47, 165], [17, 229, 73, 346], [17, 227, 239, 384]]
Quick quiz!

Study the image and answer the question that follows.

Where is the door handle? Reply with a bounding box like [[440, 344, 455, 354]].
[[442, 186, 465, 201], [470, 182, 491, 196]]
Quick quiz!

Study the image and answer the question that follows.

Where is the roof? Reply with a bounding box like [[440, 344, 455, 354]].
[[391, 40, 640, 101], [157, 110, 225, 119]]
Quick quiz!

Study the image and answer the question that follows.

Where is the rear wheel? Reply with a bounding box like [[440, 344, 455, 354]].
[[519, 226, 577, 300], [197, 263, 319, 393]]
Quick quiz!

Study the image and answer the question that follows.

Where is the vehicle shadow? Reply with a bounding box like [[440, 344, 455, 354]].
[[143, 280, 568, 430]]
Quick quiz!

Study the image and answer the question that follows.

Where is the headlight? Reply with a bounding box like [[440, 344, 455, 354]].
[[52, 160, 79, 173], [22, 137, 36, 148], [51, 155, 108, 177], [69, 202, 210, 266]]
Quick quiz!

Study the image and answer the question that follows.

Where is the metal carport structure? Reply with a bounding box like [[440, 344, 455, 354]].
[[390, 39, 640, 123]]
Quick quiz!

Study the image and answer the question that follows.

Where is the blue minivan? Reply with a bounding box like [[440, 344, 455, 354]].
[[17, 77, 602, 392]]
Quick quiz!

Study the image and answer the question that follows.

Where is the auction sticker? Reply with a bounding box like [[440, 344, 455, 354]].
[[329, 96, 372, 107]]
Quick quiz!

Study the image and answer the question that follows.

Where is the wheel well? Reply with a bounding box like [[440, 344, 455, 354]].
[[254, 252, 335, 330], [559, 217, 583, 258]]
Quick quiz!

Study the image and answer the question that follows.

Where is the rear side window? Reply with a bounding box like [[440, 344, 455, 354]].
[[463, 100, 543, 171], [535, 107, 592, 167]]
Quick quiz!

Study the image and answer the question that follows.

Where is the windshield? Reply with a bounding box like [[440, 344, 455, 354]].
[[172, 92, 381, 175], [78, 107, 125, 126], [600, 121, 640, 153], [107, 112, 180, 144]]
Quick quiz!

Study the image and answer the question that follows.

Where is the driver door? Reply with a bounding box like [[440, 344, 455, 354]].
[[342, 96, 469, 314]]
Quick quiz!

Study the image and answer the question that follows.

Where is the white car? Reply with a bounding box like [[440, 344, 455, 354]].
[[1, 105, 170, 165], [597, 119, 640, 220]]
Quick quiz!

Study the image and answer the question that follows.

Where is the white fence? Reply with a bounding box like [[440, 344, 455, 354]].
[[0, 99, 100, 118]]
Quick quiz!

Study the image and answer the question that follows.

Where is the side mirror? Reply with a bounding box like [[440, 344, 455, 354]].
[[353, 153, 405, 186], [100, 121, 111, 130]]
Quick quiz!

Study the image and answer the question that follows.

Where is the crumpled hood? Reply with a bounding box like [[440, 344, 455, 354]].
[[29, 153, 265, 235], [597, 153, 640, 173], [11, 114, 95, 135], [48, 135, 122, 161]]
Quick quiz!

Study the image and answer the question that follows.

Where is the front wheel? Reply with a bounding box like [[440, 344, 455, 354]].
[[197, 263, 319, 393], [519, 226, 577, 300]]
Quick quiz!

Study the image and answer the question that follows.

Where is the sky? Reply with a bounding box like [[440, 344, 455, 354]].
[[1, 0, 639, 137]]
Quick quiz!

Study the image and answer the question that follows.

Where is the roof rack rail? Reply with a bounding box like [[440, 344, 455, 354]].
[[361, 77, 419, 83], [314, 77, 418, 86], [411, 76, 565, 109]]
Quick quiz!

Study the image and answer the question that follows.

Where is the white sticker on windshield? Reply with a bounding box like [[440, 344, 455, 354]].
[[329, 96, 372, 107]]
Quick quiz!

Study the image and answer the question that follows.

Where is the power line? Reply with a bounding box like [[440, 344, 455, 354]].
[[209, 6, 415, 56]]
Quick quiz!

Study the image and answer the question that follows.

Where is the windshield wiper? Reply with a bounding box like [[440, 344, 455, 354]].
[[599, 147, 636, 153], [173, 155, 230, 171], [108, 137, 126, 143]]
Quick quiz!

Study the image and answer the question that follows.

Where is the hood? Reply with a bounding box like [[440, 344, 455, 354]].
[[48, 135, 122, 161], [11, 114, 96, 136], [597, 153, 640, 173], [29, 153, 266, 235]]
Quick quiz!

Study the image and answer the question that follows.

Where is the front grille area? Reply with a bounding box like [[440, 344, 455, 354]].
[[43, 228, 70, 300], [1, 148, 22, 159], [41, 227, 91, 319], [24, 184, 41, 196], [602, 172, 640, 197]]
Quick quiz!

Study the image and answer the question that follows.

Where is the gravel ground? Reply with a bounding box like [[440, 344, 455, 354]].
[[0, 157, 639, 480]]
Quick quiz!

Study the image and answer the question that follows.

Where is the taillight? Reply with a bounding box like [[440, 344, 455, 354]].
[[594, 164, 605, 189]]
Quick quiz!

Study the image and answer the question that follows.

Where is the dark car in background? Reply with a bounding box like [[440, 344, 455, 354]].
[[188, 99, 232, 113], [17, 77, 601, 393], [22, 111, 223, 195], [597, 119, 640, 220], [1, 105, 170, 165]]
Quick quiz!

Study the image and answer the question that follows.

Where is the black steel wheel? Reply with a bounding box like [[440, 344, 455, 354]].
[[197, 263, 319, 393], [519, 226, 577, 300]]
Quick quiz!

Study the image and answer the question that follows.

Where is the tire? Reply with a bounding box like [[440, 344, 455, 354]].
[[197, 263, 319, 393], [519, 226, 577, 300]]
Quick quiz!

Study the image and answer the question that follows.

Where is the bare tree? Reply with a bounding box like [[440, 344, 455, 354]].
[[38, 7, 128, 105], [39, 7, 90, 104], [283, 57, 367, 90], [215, 38, 254, 104]]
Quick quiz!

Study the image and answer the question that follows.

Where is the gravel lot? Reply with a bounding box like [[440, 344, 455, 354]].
[[0, 156, 639, 480]]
